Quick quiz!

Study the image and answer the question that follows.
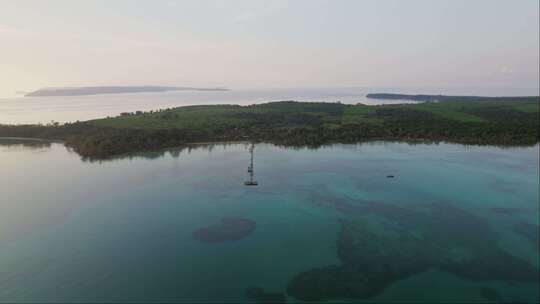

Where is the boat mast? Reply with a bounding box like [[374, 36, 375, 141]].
[[245, 143, 258, 186]]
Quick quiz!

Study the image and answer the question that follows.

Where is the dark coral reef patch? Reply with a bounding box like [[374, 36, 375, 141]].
[[193, 217, 256, 243], [480, 287, 503, 302], [245, 286, 286, 303], [286, 201, 539, 302], [514, 222, 540, 251], [490, 207, 521, 214]]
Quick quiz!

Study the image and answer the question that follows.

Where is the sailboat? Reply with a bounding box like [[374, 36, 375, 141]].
[[244, 143, 258, 186]]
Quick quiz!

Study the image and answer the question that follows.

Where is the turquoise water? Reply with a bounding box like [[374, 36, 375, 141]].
[[0, 139, 538, 303]]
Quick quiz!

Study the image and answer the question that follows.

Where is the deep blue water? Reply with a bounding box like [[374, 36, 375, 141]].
[[0, 139, 538, 303]]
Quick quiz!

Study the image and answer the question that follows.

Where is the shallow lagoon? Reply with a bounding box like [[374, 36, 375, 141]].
[[0, 139, 538, 303]]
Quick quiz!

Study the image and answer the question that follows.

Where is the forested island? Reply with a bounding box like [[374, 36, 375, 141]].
[[25, 86, 228, 97], [0, 96, 538, 159], [367, 93, 537, 102]]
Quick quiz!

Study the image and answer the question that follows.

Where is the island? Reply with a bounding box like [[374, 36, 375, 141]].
[[366, 93, 537, 102], [0, 95, 538, 159], [25, 86, 228, 97]]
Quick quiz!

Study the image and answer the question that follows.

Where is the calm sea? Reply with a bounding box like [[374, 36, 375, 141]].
[[0, 139, 538, 303], [1, 86, 538, 124]]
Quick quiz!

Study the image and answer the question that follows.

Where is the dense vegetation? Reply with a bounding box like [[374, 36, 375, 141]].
[[1, 97, 538, 159], [367, 93, 538, 102]]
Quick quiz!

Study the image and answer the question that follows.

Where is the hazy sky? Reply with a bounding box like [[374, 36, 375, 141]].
[[1, 0, 538, 97]]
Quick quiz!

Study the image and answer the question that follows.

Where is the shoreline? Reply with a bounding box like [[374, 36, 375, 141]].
[[0, 136, 64, 143], [2, 136, 538, 162], [4, 137, 540, 160], [1, 99, 538, 159]]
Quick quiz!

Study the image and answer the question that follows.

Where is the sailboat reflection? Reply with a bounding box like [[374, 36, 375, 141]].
[[244, 143, 258, 186]]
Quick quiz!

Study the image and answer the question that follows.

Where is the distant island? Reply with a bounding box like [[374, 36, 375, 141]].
[[1, 95, 538, 159], [366, 93, 537, 102], [25, 86, 229, 97]]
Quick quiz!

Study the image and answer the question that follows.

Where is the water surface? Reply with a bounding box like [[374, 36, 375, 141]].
[[0, 139, 538, 303], [2, 86, 538, 124]]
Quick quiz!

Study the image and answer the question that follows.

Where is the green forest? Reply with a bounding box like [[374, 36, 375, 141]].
[[1, 97, 538, 159]]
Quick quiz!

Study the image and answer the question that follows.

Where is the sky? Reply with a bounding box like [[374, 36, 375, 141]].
[[0, 0, 538, 97]]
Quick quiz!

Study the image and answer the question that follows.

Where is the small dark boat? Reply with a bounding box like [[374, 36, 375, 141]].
[[387, 175, 395, 178]]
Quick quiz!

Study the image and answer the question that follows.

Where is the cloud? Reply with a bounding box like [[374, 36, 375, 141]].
[[234, 11, 258, 23], [499, 66, 515, 74], [0, 24, 28, 35], [232, 0, 289, 24]]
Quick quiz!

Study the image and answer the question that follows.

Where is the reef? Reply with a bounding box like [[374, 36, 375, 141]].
[[192, 217, 256, 243], [490, 207, 520, 214], [480, 287, 503, 302], [286, 201, 539, 302], [245, 286, 286, 303], [514, 222, 540, 250]]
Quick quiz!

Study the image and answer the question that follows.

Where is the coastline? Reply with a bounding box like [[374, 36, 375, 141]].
[[4, 136, 537, 163], [1, 98, 538, 159]]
